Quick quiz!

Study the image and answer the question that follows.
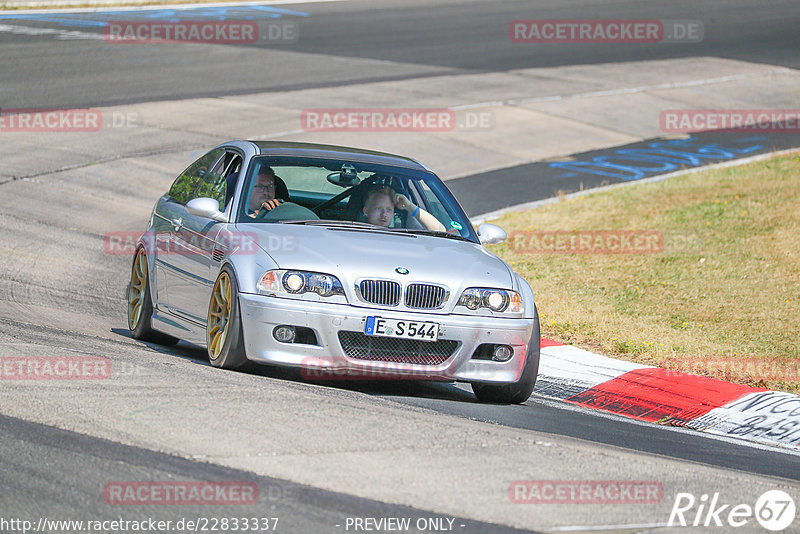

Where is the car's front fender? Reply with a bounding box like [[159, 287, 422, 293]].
[[513, 271, 537, 320], [221, 248, 279, 295]]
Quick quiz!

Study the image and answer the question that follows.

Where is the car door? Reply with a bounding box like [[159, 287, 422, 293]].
[[166, 150, 243, 324], [154, 148, 224, 319]]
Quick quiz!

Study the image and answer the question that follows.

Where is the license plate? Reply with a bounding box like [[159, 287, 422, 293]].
[[364, 317, 439, 342]]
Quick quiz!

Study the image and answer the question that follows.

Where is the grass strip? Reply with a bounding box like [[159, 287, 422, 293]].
[[488, 153, 800, 393]]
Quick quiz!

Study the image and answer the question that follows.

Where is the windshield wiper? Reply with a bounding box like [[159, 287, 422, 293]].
[[280, 220, 474, 241], [389, 228, 473, 242], [280, 219, 381, 229]]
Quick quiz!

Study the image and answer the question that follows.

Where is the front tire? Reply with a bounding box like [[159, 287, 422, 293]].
[[472, 307, 540, 404], [127, 247, 179, 346], [206, 266, 249, 369]]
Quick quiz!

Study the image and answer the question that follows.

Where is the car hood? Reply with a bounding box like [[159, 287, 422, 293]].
[[244, 223, 513, 291]]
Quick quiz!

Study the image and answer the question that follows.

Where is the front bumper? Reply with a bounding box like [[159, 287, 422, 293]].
[[239, 292, 535, 384]]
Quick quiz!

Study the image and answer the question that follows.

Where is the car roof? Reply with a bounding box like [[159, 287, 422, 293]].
[[247, 140, 430, 171]]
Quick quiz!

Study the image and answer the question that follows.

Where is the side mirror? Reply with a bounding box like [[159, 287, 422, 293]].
[[477, 223, 507, 245], [186, 197, 226, 222]]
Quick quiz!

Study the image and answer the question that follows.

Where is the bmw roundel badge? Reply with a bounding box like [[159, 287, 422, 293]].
[[395, 267, 409, 275]]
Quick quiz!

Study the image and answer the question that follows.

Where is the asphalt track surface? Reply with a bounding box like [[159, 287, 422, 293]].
[[1, 413, 532, 534], [0, 0, 799, 108], [2, 1, 800, 532]]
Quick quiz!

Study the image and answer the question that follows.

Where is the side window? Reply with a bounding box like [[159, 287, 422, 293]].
[[195, 152, 241, 210], [415, 180, 449, 226], [167, 148, 224, 205], [221, 156, 242, 209]]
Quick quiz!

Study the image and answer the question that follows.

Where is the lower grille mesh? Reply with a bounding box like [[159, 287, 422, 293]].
[[338, 331, 457, 365]]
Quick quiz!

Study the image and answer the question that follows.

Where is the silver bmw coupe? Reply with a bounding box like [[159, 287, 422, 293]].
[[127, 141, 540, 403]]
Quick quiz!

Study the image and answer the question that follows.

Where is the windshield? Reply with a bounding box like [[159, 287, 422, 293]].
[[236, 156, 478, 242]]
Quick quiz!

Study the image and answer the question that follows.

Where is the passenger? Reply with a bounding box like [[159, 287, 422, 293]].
[[362, 186, 446, 232], [248, 167, 283, 218]]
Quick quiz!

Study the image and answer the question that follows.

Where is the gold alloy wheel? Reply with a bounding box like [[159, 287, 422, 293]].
[[128, 249, 147, 329], [207, 272, 232, 359]]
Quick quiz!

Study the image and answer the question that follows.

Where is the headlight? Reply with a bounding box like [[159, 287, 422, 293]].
[[457, 288, 523, 313], [257, 270, 345, 299]]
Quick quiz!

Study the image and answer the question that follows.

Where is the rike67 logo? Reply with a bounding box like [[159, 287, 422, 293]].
[[669, 490, 796, 531]]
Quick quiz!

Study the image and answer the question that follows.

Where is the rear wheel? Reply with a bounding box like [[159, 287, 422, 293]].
[[207, 266, 249, 369], [472, 307, 540, 404], [127, 247, 179, 346]]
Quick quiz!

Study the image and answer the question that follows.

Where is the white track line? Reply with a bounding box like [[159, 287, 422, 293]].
[[0, 23, 103, 39], [450, 71, 795, 111], [546, 522, 670, 532], [0, 0, 348, 15]]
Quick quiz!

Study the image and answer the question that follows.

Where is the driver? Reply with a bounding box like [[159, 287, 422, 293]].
[[362, 186, 446, 232], [248, 167, 283, 218]]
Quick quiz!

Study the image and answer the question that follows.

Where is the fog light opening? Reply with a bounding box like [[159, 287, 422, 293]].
[[492, 345, 513, 362], [274, 325, 296, 343]]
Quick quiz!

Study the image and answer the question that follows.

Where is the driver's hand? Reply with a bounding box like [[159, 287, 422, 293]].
[[261, 199, 283, 211], [394, 194, 414, 211], [249, 199, 283, 218]]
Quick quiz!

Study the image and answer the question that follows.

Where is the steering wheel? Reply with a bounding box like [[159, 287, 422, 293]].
[[255, 201, 318, 221]]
